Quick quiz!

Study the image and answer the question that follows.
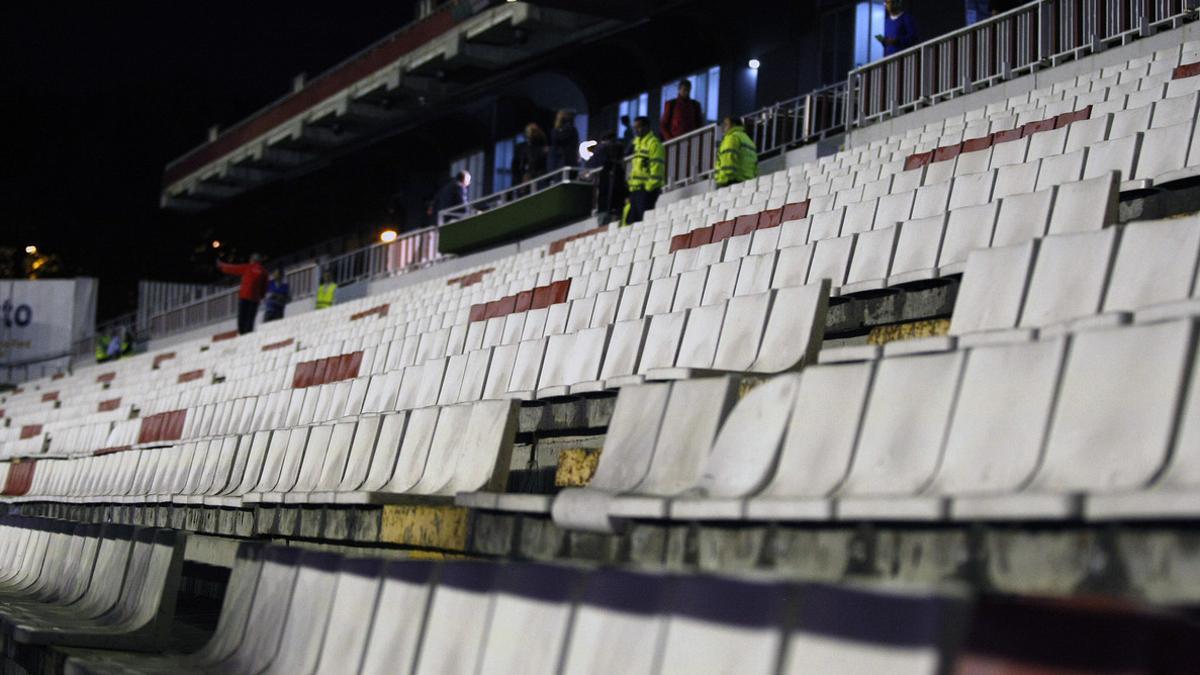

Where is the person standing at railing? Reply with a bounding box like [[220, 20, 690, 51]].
[[586, 131, 628, 227], [876, 0, 919, 57], [262, 269, 291, 323], [626, 116, 665, 225], [714, 116, 758, 188], [217, 253, 267, 335], [661, 79, 704, 141], [548, 110, 580, 173], [516, 123, 549, 184], [430, 171, 471, 224], [316, 271, 338, 311]]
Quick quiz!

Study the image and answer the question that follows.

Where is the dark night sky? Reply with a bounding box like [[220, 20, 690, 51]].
[[0, 2, 420, 316]]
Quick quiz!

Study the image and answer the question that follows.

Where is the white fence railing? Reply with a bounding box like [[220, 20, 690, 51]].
[[136, 226, 442, 341], [437, 167, 591, 226], [746, 81, 850, 157], [848, 0, 1198, 127]]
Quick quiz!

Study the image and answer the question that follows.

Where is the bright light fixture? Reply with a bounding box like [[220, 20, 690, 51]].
[[24, 245, 37, 255], [579, 140, 598, 162], [748, 59, 761, 69], [380, 229, 399, 244], [211, 240, 221, 249]]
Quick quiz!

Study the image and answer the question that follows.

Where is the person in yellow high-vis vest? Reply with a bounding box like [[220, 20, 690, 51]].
[[714, 116, 759, 187], [315, 272, 338, 310], [626, 116, 665, 225]]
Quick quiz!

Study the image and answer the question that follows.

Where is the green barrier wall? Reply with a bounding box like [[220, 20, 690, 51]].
[[438, 183, 595, 255]]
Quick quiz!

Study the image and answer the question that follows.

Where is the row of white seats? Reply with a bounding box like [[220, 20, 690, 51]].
[[492, 311, 1200, 531], [64, 544, 969, 675], [7, 398, 520, 506]]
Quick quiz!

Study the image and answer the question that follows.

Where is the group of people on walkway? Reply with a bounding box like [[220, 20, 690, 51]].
[[610, 77, 761, 226], [427, 9, 902, 230], [217, 256, 339, 336]]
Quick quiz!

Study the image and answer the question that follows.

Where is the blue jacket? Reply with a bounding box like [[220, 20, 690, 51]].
[[884, 12, 918, 56], [265, 280, 290, 311]]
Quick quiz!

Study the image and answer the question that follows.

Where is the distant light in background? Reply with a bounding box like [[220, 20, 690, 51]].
[[748, 58, 761, 70], [380, 229, 399, 244], [211, 240, 221, 249], [24, 245, 37, 255], [579, 140, 597, 162]]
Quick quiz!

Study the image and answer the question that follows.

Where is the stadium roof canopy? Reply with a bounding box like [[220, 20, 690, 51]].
[[160, 2, 626, 212]]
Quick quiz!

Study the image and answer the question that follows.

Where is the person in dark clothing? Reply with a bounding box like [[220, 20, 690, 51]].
[[620, 115, 636, 154], [517, 122, 549, 183], [386, 190, 410, 232], [430, 171, 471, 223], [548, 110, 580, 173], [661, 80, 704, 141], [217, 253, 267, 335], [876, 0, 919, 56], [263, 269, 291, 323], [586, 131, 628, 227]]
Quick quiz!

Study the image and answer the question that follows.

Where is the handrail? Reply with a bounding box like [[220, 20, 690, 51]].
[[847, 0, 1197, 128], [743, 80, 849, 157], [137, 225, 442, 341], [437, 166, 591, 225]]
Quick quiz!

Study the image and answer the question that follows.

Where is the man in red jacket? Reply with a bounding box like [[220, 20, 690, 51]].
[[661, 80, 704, 141], [218, 253, 268, 335]]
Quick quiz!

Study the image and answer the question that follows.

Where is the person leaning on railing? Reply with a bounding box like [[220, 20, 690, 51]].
[[714, 116, 758, 188], [626, 116, 665, 225]]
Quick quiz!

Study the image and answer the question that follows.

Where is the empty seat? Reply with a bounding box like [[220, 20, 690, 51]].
[[551, 383, 671, 531], [834, 349, 966, 520], [670, 374, 801, 520], [950, 241, 1040, 337], [957, 318, 1196, 518], [745, 359, 877, 521], [932, 338, 1069, 517], [656, 576, 794, 674], [1105, 215, 1200, 319], [1019, 227, 1119, 332]]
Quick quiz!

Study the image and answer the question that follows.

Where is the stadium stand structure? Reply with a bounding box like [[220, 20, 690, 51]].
[[3, 10, 1200, 675]]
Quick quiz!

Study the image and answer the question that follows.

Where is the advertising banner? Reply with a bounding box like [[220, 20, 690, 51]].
[[0, 278, 97, 383]]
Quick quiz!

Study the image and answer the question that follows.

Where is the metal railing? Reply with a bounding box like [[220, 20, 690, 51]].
[[744, 81, 849, 157], [324, 226, 442, 286], [143, 263, 316, 339], [848, 0, 1197, 127], [138, 224, 444, 340], [660, 124, 719, 191], [438, 166, 592, 225]]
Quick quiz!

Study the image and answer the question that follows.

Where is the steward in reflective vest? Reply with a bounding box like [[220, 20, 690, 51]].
[[316, 273, 338, 310], [714, 117, 758, 187], [626, 116, 665, 225]]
